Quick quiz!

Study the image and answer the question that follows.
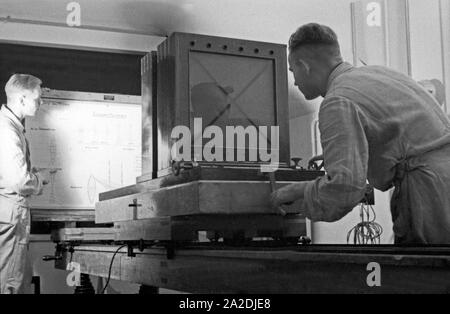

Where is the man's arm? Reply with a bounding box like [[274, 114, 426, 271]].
[[0, 127, 43, 196], [303, 96, 369, 222]]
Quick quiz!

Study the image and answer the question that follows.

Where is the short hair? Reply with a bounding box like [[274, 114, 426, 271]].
[[288, 23, 341, 56], [5, 74, 42, 98]]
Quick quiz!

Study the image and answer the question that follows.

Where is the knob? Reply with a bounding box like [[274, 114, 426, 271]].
[[291, 157, 302, 169]]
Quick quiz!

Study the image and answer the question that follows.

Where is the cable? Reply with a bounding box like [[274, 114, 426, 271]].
[[347, 201, 383, 245], [100, 244, 127, 294]]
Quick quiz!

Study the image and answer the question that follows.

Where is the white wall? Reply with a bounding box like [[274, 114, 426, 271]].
[[408, 0, 449, 113], [441, 0, 450, 114], [409, 0, 444, 82]]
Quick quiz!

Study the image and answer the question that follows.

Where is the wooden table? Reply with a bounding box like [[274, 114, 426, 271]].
[[53, 243, 450, 293]]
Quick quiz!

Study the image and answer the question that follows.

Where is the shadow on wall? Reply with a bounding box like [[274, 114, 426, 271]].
[[117, 0, 196, 36]]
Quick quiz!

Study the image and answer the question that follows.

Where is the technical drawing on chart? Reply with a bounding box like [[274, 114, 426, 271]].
[[87, 162, 124, 204], [48, 170, 58, 204], [87, 175, 98, 204], [48, 135, 58, 203], [32, 134, 64, 205], [27, 97, 141, 208]]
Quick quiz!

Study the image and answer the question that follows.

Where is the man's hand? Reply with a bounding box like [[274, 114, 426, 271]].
[[32, 167, 57, 186], [270, 183, 305, 209]]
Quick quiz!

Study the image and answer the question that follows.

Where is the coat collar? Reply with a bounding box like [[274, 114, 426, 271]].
[[326, 62, 354, 92], [1, 105, 25, 133]]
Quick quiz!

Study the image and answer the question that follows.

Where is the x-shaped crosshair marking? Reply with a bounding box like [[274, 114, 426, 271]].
[[190, 55, 272, 144]]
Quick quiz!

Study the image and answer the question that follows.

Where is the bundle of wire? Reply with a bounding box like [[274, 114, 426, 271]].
[[347, 202, 383, 244]]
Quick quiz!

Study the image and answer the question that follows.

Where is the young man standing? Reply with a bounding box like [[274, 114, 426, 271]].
[[0, 74, 49, 293]]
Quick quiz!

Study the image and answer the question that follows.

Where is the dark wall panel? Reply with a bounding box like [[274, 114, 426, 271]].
[[0, 43, 142, 104]]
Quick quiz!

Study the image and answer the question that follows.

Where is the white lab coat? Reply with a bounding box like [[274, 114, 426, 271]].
[[301, 62, 450, 244], [0, 105, 43, 294]]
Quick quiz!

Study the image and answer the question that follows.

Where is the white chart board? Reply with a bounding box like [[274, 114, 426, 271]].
[[26, 90, 142, 209]]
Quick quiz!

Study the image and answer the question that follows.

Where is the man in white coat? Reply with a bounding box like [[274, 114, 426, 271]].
[[271, 23, 450, 244], [0, 74, 50, 293]]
